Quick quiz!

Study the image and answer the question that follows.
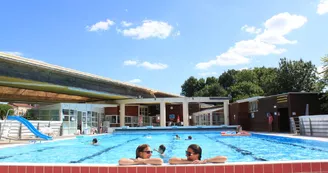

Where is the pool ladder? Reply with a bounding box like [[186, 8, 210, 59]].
[[290, 117, 300, 135]]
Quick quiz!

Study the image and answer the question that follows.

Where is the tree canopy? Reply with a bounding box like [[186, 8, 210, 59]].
[[0, 104, 13, 120], [181, 58, 321, 102]]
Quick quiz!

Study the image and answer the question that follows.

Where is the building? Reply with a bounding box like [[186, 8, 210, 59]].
[[0, 53, 231, 136], [229, 92, 321, 132], [28, 103, 105, 135], [8, 103, 34, 115], [28, 97, 230, 135], [192, 107, 224, 126]]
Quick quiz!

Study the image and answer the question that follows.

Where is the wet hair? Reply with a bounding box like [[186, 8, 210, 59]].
[[188, 144, 202, 160], [159, 144, 166, 153], [188, 136, 192, 140], [92, 138, 98, 144], [136, 144, 150, 159]]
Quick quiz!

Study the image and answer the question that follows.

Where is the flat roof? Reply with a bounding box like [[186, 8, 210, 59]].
[[0, 52, 180, 103]]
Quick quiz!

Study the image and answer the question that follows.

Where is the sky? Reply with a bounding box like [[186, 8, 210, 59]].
[[0, 0, 328, 95]]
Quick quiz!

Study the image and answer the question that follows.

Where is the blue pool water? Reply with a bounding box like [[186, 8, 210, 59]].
[[0, 131, 327, 164]]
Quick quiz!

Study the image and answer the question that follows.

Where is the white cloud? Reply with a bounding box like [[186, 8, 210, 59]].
[[198, 72, 218, 77], [230, 40, 286, 56], [196, 52, 250, 69], [123, 60, 168, 70], [239, 67, 249, 71], [86, 19, 115, 32], [241, 25, 262, 34], [121, 21, 133, 27], [123, 60, 138, 66], [128, 79, 141, 83], [120, 20, 173, 39], [256, 13, 307, 45], [138, 61, 168, 70], [196, 12, 307, 70], [317, 0, 328, 15], [2, 51, 23, 56]]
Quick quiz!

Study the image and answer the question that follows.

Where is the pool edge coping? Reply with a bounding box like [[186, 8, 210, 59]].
[[0, 159, 328, 167]]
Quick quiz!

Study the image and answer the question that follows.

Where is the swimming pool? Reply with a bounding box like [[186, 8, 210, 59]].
[[0, 131, 327, 164]]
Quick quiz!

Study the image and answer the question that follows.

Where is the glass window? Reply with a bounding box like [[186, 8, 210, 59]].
[[249, 101, 258, 112], [40, 110, 49, 116], [70, 110, 75, 115], [50, 110, 60, 121], [63, 109, 69, 115], [70, 116, 76, 121], [112, 116, 117, 123], [63, 116, 69, 121], [132, 116, 138, 123], [125, 116, 132, 123]]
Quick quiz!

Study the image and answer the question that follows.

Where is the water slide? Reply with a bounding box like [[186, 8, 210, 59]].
[[7, 116, 52, 140]]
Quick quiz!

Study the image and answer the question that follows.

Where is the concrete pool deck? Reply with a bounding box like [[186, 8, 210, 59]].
[[252, 132, 328, 142], [0, 134, 105, 148]]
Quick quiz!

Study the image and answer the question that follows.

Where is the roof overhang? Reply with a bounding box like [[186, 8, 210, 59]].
[[0, 52, 180, 103]]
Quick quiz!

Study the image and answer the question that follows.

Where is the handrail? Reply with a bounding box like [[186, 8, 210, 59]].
[[0, 108, 14, 140]]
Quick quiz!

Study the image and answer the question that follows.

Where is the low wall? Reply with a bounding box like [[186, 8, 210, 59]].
[[299, 115, 328, 137], [0, 161, 327, 173], [114, 125, 238, 133]]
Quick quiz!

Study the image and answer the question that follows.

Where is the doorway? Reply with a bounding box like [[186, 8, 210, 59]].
[[77, 111, 88, 134], [139, 106, 150, 126], [278, 108, 290, 132]]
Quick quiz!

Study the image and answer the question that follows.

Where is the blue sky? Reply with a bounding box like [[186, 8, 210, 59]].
[[1, 0, 328, 95]]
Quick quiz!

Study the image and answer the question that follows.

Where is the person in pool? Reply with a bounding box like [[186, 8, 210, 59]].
[[185, 136, 192, 140], [91, 138, 98, 145], [119, 144, 163, 165], [169, 144, 227, 164], [175, 134, 181, 140], [154, 144, 166, 157]]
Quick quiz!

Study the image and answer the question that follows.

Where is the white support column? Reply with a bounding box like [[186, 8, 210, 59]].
[[119, 104, 125, 127], [160, 102, 166, 127], [224, 101, 229, 125], [182, 101, 189, 126], [210, 113, 213, 126]]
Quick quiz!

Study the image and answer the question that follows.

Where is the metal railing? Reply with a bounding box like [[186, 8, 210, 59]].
[[299, 117, 328, 137], [0, 120, 63, 140]]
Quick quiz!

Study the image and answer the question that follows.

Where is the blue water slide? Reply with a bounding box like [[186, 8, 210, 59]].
[[7, 116, 52, 140]]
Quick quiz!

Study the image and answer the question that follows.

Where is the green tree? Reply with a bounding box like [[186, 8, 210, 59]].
[[253, 67, 279, 95], [321, 54, 328, 83], [197, 78, 206, 92], [218, 69, 238, 91], [194, 83, 227, 97], [181, 76, 199, 96], [234, 69, 258, 84], [205, 76, 218, 85], [0, 104, 13, 120], [230, 81, 264, 101], [319, 55, 328, 113], [276, 58, 318, 93], [314, 80, 325, 92]]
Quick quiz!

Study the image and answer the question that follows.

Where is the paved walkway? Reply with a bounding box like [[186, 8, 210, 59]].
[[0, 134, 105, 148], [252, 132, 328, 142]]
